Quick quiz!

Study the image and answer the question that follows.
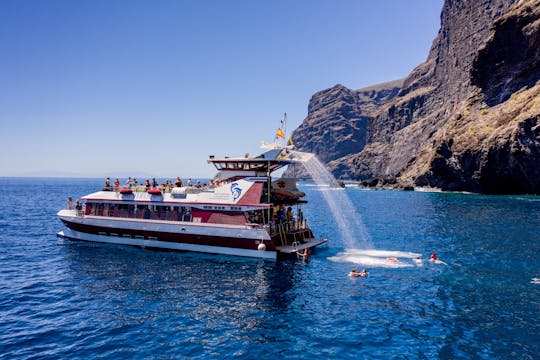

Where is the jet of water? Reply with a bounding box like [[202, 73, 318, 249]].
[[291, 151, 373, 250]]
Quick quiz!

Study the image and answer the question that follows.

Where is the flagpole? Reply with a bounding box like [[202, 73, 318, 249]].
[[282, 112, 287, 147]]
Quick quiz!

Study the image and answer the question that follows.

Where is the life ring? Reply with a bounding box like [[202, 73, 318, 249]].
[[387, 257, 398, 262]]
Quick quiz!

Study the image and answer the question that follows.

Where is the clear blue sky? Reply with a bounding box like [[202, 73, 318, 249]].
[[0, 0, 443, 178]]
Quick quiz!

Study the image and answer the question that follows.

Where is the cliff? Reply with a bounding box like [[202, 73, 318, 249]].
[[290, 0, 540, 194]]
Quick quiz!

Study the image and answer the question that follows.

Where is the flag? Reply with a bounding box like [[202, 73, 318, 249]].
[[276, 128, 285, 139], [288, 135, 294, 146]]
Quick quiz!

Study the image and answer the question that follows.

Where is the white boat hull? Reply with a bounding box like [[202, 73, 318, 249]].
[[57, 229, 278, 260]]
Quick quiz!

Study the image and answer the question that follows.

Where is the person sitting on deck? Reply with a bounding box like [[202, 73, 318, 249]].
[[104, 177, 111, 189], [145, 179, 151, 190]]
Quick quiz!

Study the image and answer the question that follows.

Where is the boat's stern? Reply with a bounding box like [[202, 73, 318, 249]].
[[276, 237, 328, 259]]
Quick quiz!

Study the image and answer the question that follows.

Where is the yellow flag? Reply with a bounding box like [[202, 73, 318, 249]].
[[276, 128, 285, 139]]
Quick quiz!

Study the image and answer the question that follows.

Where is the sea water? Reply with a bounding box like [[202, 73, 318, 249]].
[[0, 177, 539, 359]]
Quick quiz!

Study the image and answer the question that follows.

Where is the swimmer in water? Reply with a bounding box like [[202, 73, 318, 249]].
[[294, 247, 310, 262], [429, 252, 447, 265], [359, 268, 368, 277], [349, 268, 368, 277]]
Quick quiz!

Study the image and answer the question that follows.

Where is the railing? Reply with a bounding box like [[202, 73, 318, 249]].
[[104, 185, 174, 193], [269, 219, 310, 234], [103, 184, 213, 194], [267, 219, 313, 246]]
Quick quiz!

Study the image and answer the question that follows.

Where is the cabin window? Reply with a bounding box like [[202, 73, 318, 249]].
[[143, 206, 152, 219], [247, 210, 264, 224], [108, 204, 118, 216], [177, 206, 191, 222], [206, 211, 247, 225], [115, 204, 131, 218], [86, 203, 93, 215]]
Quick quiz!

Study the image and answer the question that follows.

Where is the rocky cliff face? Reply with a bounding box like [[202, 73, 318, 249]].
[[291, 0, 540, 194], [292, 80, 402, 164]]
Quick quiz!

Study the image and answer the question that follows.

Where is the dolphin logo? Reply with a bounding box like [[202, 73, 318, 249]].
[[231, 182, 242, 201]]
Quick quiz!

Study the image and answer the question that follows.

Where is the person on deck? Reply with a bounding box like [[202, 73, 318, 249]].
[[277, 206, 285, 224], [175, 177, 184, 187], [286, 207, 294, 221], [297, 208, 304, 227]]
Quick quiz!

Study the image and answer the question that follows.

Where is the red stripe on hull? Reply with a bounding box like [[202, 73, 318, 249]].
[[61, 220, 277, 251]]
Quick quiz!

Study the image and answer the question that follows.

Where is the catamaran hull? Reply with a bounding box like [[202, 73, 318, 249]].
[[57, 228, 277, 260], [58, 211, 277, 260]]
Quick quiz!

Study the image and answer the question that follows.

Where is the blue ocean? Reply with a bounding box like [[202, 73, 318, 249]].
[[0, 177, 538, 359]]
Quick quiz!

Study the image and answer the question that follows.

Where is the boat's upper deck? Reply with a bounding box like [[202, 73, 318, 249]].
[[81, 177, 271, 210], [208, 148, 299, 175]]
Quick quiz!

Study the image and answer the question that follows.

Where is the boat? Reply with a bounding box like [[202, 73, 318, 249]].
[[57, 146, 328, 260]]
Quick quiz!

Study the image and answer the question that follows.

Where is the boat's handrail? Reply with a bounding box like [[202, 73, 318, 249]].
[[268, 219, 310, 235], [103, 185, 213, 194]]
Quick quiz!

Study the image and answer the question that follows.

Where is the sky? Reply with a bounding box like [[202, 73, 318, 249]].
[[0, 0, 443, 178]]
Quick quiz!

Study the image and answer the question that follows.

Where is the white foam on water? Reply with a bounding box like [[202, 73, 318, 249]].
[[328, 249, 423, 268]]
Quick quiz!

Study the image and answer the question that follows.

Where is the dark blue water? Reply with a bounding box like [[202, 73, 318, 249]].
[[0, 178, 538, 359]]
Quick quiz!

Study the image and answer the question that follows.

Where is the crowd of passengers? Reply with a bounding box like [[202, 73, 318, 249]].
[[103, 176, 218, 192]]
